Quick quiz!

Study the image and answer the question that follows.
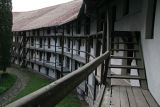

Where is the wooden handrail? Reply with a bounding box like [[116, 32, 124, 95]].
[[7, 51, 110, 107]]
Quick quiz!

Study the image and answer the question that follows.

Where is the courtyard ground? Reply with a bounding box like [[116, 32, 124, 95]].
[[0, 67, 82, 107]]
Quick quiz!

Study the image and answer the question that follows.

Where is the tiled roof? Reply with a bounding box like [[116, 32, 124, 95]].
[[12, 0, 82, 31]]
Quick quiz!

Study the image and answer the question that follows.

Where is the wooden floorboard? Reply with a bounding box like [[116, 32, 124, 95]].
[[141, 89, 159, 107], [100, 86, 159, 107], [120, 86, 129, 107], [132, 87, 149, 107], [100, 88, 111, 107], [126, 87, 138, 107], [93, 85, 105, 107], [111, 86, 120, 107]]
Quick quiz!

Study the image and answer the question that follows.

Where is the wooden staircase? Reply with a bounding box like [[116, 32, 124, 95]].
[[99, 32, 159, 107], [107, 31, 147, 89]]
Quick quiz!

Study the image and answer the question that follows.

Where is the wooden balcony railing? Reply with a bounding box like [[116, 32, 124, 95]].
[[7, 51, 110, 107]]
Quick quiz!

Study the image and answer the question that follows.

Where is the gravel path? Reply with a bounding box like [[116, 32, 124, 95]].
[[0, 68, 29, 107]]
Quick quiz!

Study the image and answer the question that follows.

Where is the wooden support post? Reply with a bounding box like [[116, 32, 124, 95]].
[[29, 31, 31, 64], [24, 33, 27, 67], [71, 23, 74, 72], [101, 14, 107, 84], [93, 77, 97, 101], [26, 34, 29, 66], [86, 38, 90, 63], [84, 18, 89, 96], [55, 27, 57, 76], [34, 34, 36, 65], [61, 25, 64, 77], [106, 9, 111, 87], [22, 32, 25, 67], [95, 36, 99, 76], [93, 18, 100, 102], [42, 28, 46, 65]]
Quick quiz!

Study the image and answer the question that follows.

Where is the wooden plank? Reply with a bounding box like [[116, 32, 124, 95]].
[[111, 86, 120, 107], [132, 87, 149, 107], [109, 65, 144, 69], [110, 56, 141, 60], [141, 89, 159, 107], [100, 88, 111, 107], [126, 87, 138, 107], [120, 86, 129, 107], [93, 85, 106, 107], [87, 84, 94, 100], [111, 49, 139, 51], [111, 42, 137, 44], [108, 75, 145, 80]]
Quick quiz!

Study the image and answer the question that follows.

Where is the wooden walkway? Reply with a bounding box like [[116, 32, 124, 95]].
[[101, 86, 159, 107]]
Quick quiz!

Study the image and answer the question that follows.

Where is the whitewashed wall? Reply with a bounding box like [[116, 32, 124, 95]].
[[80, 39, 86, 57], [141, 0, 160, 104]]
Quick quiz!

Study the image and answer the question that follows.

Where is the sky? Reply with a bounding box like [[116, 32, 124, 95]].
[[12, 0, 74, 12]]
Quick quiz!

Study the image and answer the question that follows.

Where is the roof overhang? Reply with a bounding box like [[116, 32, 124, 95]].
[[83, 0, 110, 17]]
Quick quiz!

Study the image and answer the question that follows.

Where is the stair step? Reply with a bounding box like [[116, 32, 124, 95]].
[[112, 32, 139, 37], [111, 42, 137, 44], [110, 56, 141, 60], [109, 65, 144, 69], [111, 49, 139, 51], [107, 74, 145, 80]]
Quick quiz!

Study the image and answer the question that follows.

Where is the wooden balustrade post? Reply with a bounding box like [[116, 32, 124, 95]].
[[106, 8, 111, 87]]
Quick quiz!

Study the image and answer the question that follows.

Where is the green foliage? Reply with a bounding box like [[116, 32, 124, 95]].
[[0, 73, 17, 95], [0, 0, 13, 71], [8, 68, 81, 106], [56, 94, 81, 107]]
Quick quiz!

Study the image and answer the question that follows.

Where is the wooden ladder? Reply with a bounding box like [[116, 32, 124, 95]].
[[107, 31, 148, 89]]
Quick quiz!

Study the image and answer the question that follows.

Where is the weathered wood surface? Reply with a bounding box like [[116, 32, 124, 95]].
[[100, 86, 159, 107], [142, 89, 159, 107], [93, 85, 106, 107], [100, 88, 110, 107], [120, 86, 129, 107], [111, 86, 120, 107], [7, 51, 110, 107], [126, 87, 138, 107]]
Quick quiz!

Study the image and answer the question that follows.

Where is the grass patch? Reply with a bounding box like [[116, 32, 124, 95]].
[[56, 94, 81, 107], [0, 73, 17, 95], [8, 67, 81, 106], [9, 68, 52, 103]]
